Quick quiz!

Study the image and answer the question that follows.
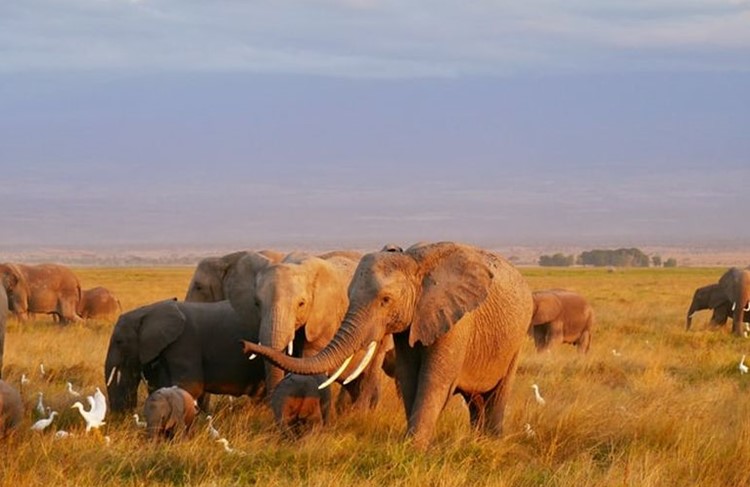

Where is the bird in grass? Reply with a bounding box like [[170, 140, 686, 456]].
[[524, 423, 536, 438], [67, 382, 81, 397], [132, 414, 147, 428], [206, 415, 220, 439], [36, 392, 46, 417], [531, 384, 546, 406], [39, 363, 45, 377], [31, 411, 58, 432], [612, 349, 622, 357], [71, 389, 107, 432], [217, 438, 244, 455], [21, 374, 30, 386], [740, 355, 749, 374], [54, 430, 73, 439]]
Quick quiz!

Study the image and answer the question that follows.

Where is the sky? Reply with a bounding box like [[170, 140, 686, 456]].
[[1, 1, 749, 250]]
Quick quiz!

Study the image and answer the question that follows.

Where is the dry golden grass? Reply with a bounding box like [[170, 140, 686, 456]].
[[2, 266, 748, 486]]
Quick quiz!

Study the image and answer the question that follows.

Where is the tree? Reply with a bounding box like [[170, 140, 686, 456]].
[[651, 255, 662, 267], [578, 248, 650, 267], [664, 257, 677, 268], [538, 253, 575, 267]]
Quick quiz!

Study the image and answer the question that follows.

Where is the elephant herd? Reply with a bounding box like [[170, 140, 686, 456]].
[[3, 243, 747, 449], [686, 266, 750, 336]]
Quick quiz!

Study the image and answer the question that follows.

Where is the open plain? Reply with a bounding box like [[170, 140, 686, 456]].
[[2, 265, 750, 486]]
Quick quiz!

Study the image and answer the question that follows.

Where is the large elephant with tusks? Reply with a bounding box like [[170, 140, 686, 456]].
[[243, 242, 533, 449]]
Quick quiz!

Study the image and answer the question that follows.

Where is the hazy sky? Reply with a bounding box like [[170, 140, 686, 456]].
[[1, 1, 748, 249]]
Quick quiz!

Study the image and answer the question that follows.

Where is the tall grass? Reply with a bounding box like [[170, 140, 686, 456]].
[[2, 266, 747, 486]]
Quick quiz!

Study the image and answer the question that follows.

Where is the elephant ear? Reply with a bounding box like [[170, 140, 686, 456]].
[[225, 252, 273, 324], [306, 257, 351, 343], [1, 263, 22, 291], [530, 292, 562, 325], [408, 243, 493, 347], [138, 300, 187, 364]]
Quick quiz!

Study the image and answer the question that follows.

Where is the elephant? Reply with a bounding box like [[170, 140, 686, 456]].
[[270, 373, 331, 438], [247, 251, 387, 410], [242, 241, 534, 449], [0, 286, 7, 378], [104, 299, 265, 413], [0, 263, 82, 323], [529, 289, 594, 353], [686, 283, 733, 330], [0, 379, 23, 438], [143, 386, 197, 440], [717, 267, 750, 336], [184, 250, 284, 303], [78, 286, 121, 320]]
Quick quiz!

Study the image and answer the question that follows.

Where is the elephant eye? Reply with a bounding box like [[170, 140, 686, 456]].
[[381, 296, 391, 306], [298, 300, 305, 308]]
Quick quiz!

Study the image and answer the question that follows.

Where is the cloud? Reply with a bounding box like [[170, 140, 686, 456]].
[[1, 0, 749, 76]]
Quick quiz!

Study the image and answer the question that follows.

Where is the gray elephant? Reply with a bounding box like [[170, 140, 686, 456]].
[[529, 289, 594, 353], [78, 286, 121, 320], [104, 299, 265, 413], [686, 283, 732, 330], [270, 373, 331, 438], [0, 286, 7, 378], [0, 379, 23, 438], [143, 386, 197, 440], [184, 250, 284, 304], [718, 267, 750, 336], [243, 242, 533, 449], [0, 263, 82, 323], [247, 251, 387, 410]]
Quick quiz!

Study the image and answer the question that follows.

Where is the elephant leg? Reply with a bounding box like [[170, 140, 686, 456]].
[[407, 344, 462, 449], [393, 331, 420, 422], [483, 350, 521, 436], [577, 329, 591, 353], [464, 393, 486, 431], [548, 320, 565, 349]]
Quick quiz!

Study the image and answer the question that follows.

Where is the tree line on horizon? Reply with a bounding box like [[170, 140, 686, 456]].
[[538, 248, 677, 267]]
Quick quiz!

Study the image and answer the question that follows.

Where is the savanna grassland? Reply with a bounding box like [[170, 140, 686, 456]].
[[2, 265, 750, 486]]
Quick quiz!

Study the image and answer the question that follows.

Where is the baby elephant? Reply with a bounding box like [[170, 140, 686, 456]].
[[530, 289, 594, 353], [271, 374, 331, 438], [0, 380, 23, 438], [143, 386, 197, 440], [78, 287, 121, 320]]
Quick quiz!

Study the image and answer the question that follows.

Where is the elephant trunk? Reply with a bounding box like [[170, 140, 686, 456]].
[[246, 316, 368, 377], [260, 307, 296, 393]]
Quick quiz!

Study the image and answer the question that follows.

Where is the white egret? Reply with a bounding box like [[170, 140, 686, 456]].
[[72, 389, 107, 432], [20, 374, 30, 386], [67, 382, 81, 397], [217, 438, 243, 455], [524, 423, 536, 438], [740, 355, 749, 374], [54, 430, 73, 439], [206, 415, 220, 439], [39, 363, 45, 377], [36, 392, 46, 416], [132, 414, 147, 428], [31, 411, 57, 431], [612, 349, 622, 357], [531, 384, 546, 406]]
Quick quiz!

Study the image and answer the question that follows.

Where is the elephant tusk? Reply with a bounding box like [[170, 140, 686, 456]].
[[116, 370, 122, 385], [342, 341, 378, 385], [733, 302, 737, 311], [287, 340, 294, 356], [106, 367, 117, 387], [318, 355, 354, 390], [744, 302, 750, 312], [248, 341, 261, 360]]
